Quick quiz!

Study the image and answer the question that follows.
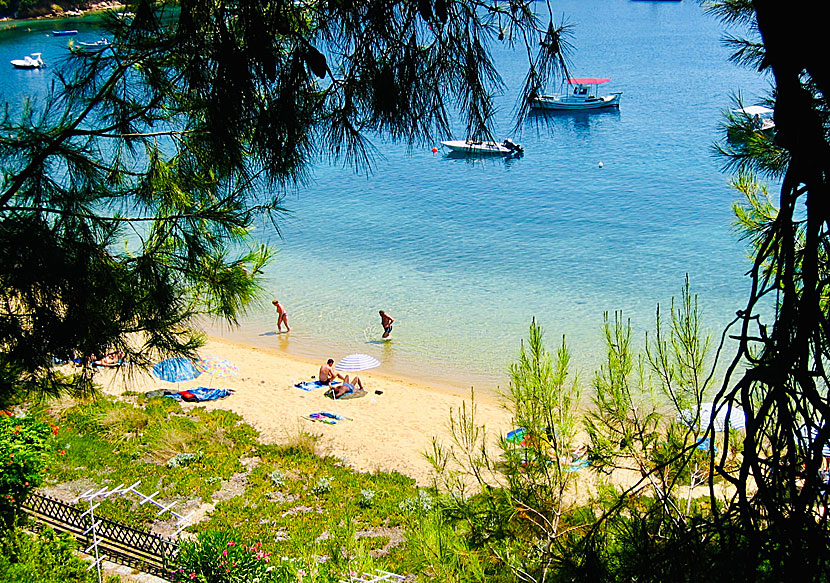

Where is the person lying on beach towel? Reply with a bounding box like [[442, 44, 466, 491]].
[[324, 375, 366, 399], [92, 351, 125, 368]]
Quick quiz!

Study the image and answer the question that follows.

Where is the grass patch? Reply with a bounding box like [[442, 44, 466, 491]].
[[33, 392, 431, 577]]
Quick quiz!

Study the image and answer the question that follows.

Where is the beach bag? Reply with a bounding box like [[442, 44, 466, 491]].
[[179, 391, 198, 402]]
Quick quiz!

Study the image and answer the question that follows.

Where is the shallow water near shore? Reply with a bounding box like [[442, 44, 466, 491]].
[[0, 1, 772, 393]]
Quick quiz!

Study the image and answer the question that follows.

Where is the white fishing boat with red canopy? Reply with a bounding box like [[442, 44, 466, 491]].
[[529, 78, 622, 110]]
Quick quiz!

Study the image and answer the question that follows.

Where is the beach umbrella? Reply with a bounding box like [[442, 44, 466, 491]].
[[152, 357, 201, 384], [196, 356, 239, 378], [798, 425, 830, 458], [335, 353, 380, 372], [678, 401, 746, 432], [195, 355, 239, 389]]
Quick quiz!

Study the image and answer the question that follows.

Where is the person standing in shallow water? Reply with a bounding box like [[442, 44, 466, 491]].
[[379, 310, 394, 338], [273, 300, 290, 332]]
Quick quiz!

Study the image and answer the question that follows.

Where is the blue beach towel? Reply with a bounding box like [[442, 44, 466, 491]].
[[295, 380, 341, 392], [166, 387, 232, 402], [305, 411, 350, 425], [564, 458, 590, 473]]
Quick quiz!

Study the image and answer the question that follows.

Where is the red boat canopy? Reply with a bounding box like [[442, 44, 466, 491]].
[[567, 78, 611, 85]]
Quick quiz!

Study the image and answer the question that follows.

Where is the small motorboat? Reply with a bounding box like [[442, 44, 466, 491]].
[[530, 78, 622, 111], [78, 38, 110, 48], [732, 105, 775, 132], [10, 52, 44, 69], [441, 138, 524, 156], [52, 29, 79, 36]]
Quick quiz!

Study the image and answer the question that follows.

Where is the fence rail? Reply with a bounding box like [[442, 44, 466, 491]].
[[21, 492, 179, 580]]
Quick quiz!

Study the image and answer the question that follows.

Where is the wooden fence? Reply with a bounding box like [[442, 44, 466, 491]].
[[21, 492, 179, 580]]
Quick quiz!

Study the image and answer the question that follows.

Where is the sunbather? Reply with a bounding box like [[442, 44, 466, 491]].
[[93, 351, 124, 367], [319, 359, 345, 385], [333, 375, 364, 398]]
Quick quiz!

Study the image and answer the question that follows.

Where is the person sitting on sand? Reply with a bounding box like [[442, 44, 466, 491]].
[[319, 359, 345, 385], [333, 374, 364, 398]]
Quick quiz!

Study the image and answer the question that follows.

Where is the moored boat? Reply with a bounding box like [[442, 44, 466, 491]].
[[78, 38, 110, 48], [732, 105, 775, 132], [530, 78, 622, 110], [441, 138, 523, 155], [52, 30, 79, 36], [10, 53, 44, 69]]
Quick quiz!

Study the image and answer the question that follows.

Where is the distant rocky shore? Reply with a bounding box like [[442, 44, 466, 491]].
[[0, 1, 124, 22]]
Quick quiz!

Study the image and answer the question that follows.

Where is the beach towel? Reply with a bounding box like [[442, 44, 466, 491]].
[[166, 387, 232, 402], [564, 458, 590, 473], [304, 411, 352, 425], [145, 389, 175, 399], [295, 380, 341, 392]]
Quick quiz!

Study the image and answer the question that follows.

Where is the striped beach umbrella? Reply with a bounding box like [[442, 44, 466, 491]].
[[152, 357, 201, 384], [678, 401, 746, 432], [196, 356, 239, 378], [335, 353, 380, 372], [798, 425, 830, 458]]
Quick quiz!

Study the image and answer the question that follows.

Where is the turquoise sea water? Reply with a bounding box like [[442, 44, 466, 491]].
[[0, 1, 772, 392]]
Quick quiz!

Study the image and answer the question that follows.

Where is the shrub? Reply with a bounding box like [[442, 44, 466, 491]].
[[312, 476, 332, 496], [171, 529, 274, 583], [167, 451, 204, 469], [0, 413, 51, 527], [269, 469, 286, 488], [399, 490, 433, 513], [0, 527, 101, 583], [359, 489, 376, 508]]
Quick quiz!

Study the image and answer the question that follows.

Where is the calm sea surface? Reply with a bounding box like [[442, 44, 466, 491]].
[[0, 1, 772, 392]]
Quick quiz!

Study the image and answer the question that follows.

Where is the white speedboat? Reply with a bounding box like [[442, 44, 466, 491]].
[[10, 53, 44, 69], [441, 138, 523, 155], [530, 78, 622, 110], [78, 38, 110, 48], [733, 105, 775, 132]]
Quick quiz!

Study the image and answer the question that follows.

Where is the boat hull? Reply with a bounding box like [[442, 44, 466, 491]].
[[10, 56, 44, 69], [11, 61, 38, 69], [530, 93, 622, 110], [78, 39, 110, 48], [52, 30, 78, 36], [440, 140, 518, 155]]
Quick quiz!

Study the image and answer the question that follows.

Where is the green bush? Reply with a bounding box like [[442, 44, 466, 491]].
[[0, 413, 51, 527], [0, 527, 101, 583], [171, 529, 277, 583]]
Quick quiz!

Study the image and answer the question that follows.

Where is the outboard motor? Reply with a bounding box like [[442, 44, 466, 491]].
[[502, 138, 523, 153]]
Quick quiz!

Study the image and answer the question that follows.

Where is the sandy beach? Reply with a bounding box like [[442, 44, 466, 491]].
[[95, 336, 513, 486]]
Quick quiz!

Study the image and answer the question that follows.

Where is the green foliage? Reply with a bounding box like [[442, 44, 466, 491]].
[[172, 529, 275, 583], [586, 311, 661, 475], [423, 319, 585, 582], [0, 527, 101, 583], [413, 282, 737, 583], [404, 508, 491, 583], [0, 413, 51, 527], [43, 395, 257, 512], [35, 393, 423, 574]]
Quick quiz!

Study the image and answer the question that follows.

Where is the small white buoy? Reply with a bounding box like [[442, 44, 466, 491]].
[[598, 161, 604, 168]]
